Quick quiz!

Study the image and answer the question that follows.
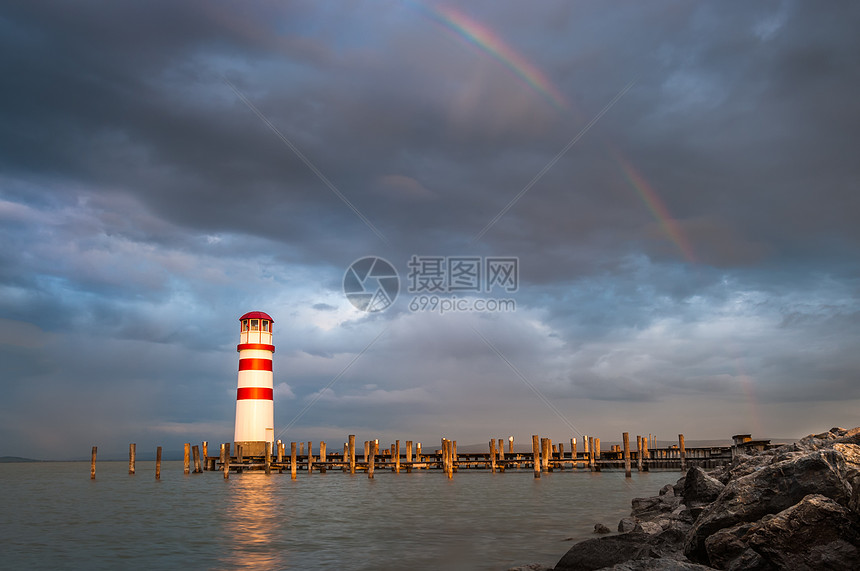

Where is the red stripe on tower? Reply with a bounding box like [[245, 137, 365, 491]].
[[237, 343, 275, 352], [237, 387, 274, 400], [239, 358, 273, 371]]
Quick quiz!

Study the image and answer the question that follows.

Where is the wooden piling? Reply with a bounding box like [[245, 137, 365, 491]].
[[405, 440, 413, 473], [91, 446, 97, 479], [202, 441, 208, 470], [539, 438, 546, 472], [349, 435, 356, 474], [532, 435, 540, 479], [679, 434, 686, 472], [623, 432, 631, 477], [223, 442, 230, 479], [589, 438, 596, 471], [156, 446, 162, 480], [447, 440, 453, 478], [642, 436, 650, 471], [307, 442, 313, 475], [290, 442, 297, 480], [320, 441, 327, 474], [547, 439, 554, 471], [277, 440, 284, 463], [368, 440, 376, 479], [299, 442, 304, 456], [636, 436, 643, 472], [236, 444, 244, 474], [342, 443, 348, 472], [452, 440, 458, 473], [129, 443, 136, 475], [416, 442, 422, 460], [394, 440, 400, 473], [489, 439, 496, 473], [183, 443, 190, 475], [508, 436, 514, 455], [265, 441, 271, 475], [193, 445, 202, 473], [586, 436, 592, 471]]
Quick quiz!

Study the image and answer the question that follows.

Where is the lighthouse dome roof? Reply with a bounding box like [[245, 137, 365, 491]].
[[239, 311, 273, 322]]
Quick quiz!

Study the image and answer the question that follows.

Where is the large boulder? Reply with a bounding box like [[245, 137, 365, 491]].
[[554, 529, 686, 571], [684, 449, 852, 563], [554, 533, 654, 571], [630, 493, 682, 520], [683, 466, 725, 504], [833, 443, 860, 515], [705, 494, 860, 570]]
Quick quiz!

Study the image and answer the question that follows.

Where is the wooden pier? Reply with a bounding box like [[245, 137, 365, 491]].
[[191, 434, 734, 477], [90, 434, 780, 480]]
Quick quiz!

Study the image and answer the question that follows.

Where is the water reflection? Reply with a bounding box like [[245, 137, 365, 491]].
[[221, 473, 289, 569]]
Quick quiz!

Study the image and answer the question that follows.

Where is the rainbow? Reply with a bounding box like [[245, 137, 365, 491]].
[[613, 152, 697, 264], [411, 2, 696, 263], [412, 2, 569, 112]]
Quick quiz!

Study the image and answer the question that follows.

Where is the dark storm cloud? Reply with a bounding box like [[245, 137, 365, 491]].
[[1, 1, 859, 457]]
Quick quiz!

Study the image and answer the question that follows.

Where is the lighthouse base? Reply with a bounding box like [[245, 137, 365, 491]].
[[234, 441, 270, 457]]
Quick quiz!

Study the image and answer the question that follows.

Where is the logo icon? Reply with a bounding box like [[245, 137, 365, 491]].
[[343, 257, 400, 312]]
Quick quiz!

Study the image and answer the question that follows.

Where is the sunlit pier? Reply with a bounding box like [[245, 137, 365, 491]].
[[200, 433, 769, 477], [94, 433, 776, 480]]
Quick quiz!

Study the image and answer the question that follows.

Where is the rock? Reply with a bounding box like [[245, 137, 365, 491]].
[[705, 494, 860, 570], [555, 533, 652, 570], [702, 521, 758, 570], [708, 464, 732, 485], [684, 448, 853, 563], [673, 477, 686, 497], [594, 523, 611, 534], [553, 426, 860, 571], [554, 527, 690, 570], [633, 521, 663, 535], [834, 427, 860, 446], [618, 517, 637, 533], [631, 494, 682, 520], [683, 466, 725, 504]]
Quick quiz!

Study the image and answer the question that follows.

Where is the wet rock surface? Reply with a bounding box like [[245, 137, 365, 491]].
[[552, 426, 860, 571]]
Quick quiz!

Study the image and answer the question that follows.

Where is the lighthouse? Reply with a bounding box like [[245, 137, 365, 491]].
[[234, 311, 275, 457]]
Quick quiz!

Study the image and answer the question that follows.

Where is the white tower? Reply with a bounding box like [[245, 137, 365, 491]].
[[234, 311, 275, 456]]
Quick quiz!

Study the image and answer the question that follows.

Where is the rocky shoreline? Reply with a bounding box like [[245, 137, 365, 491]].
[[531, 426, 860, 570]]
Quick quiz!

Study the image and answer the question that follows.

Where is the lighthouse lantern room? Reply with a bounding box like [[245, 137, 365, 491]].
[[234, 311, 275, 457]]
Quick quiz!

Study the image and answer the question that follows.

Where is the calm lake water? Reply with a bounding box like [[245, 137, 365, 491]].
[[1, 461, 678, 570]]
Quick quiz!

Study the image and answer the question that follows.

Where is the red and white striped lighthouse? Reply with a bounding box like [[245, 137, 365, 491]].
[[234, 311, 275, 456]]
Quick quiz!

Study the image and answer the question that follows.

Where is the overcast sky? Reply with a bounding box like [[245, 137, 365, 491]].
[[1, 1, 858, 459]]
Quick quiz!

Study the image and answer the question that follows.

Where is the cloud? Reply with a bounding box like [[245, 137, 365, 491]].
[[0, 1, 858, 458]]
